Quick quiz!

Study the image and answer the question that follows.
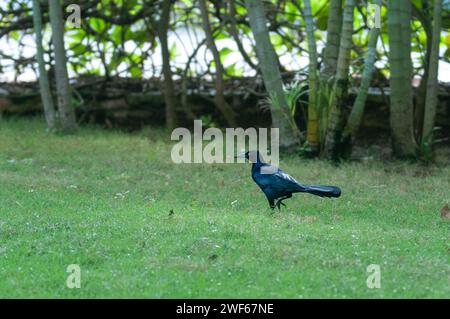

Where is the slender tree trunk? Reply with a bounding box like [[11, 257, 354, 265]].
[[48, 0, 76, 132], [415, 48, 431, 142], [413, 1, 432, 142], [322, 0, 354, 159], [157, 0, 178, 130], [387, 0, 415, 157], [400, 1, 414, 126], [33, 0, 56, 130], [342, 0, 382, 140], [199, 0, 236, 127], [226, 0, 257, 70], [296, 0, 319, 152], [318, 0, 342, 146], [422, 0, 442, 150], [244, 0, 300, 148], [321, 0, 343, 80]]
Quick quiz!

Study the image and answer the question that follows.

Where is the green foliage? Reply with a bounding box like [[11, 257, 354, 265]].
[[9, 30, 20, 41], [0, 0, 447, 83], [263, 91, 284, 113], [297, 140, 316, 157], [225, 63, 243, 77], [169, 43, 178, 60], [219, 47, 233, 64], [129, 66, 142, 77], [71, 89, 84, 109], [418, 127, 446, 162], [89, 18, 106, 33], [284, 80, 309, 117], [199, 114, 217, 128]]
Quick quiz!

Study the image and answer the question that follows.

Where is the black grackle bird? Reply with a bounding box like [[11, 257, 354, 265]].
[[237, 151, 341, 210]]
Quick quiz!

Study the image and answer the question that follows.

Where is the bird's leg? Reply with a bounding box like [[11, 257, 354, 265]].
[[268, 199, 275, 210], [275, 195, 292, 210], [275, 198, 287, 210]]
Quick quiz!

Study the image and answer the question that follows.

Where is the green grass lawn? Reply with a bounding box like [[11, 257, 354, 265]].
[[0, 118, 449, 298]]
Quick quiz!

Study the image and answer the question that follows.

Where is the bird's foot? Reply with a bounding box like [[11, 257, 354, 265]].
[[275, 200, 286, 210]]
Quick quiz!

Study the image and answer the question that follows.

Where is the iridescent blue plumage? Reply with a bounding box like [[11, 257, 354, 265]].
[[241, 151, 341, 209]]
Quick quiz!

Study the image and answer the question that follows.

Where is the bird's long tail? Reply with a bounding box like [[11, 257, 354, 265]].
[[301, 185, 341, 198]]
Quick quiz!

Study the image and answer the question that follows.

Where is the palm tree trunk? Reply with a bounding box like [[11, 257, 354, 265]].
[[48, 0, 76, 132], [199, 0, 236, 127], [342, 0, 382, 140], [322, 0, 354, 159], [413, 2, 432, 142], [296, 0, 319, 152], [244, 0, 300, 148], [321, 0, 343, 80], [33, 0, 56, 130], [422, 0, 442, 151], [387, 0, 415, 157], [318, 0, 342, 146], [158, 0, 178, 130]]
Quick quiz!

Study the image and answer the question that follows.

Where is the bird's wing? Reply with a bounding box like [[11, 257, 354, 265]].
[[274, 169, 306, 191], [255, 166, 305, 192]]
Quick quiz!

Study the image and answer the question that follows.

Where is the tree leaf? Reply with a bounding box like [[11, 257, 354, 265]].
[[219, 47, 232, 62], [130, 66, 142, 77], [89, 18, 106, 33]]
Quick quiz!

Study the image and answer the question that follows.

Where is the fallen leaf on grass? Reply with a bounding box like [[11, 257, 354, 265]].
[[440, 204, 450, 219], [208, 254, 218, 261]]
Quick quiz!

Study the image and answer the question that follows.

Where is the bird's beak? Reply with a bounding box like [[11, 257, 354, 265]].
[[235, 152, 246, 159]]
